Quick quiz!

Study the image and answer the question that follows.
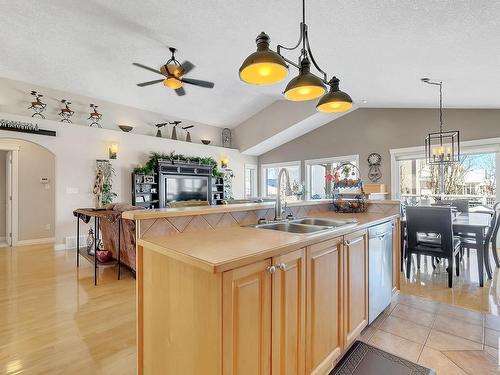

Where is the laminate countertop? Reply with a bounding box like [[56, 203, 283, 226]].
[[123, 199, 400, 220], [138, 211, 399, 273]]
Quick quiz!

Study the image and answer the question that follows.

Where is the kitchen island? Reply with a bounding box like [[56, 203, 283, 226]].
[[123, 200, 401, 375]]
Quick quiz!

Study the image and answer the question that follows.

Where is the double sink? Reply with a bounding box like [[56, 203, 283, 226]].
[[251, 217, 358, 234]]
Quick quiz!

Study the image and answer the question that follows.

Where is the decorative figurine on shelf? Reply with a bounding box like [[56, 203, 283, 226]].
[[155, 122, 168, 137], [28, 91, 47, 119], [367, 152, 382, 182], [86, 227, 95, 255], [222, 127, 231, 148], [58, 99, 75, 123], [183, 125, 194, 142], [169, 120, 182, 140], [88, 104, 102, 128]]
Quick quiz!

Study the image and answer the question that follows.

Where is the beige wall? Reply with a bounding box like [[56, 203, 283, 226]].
[[2, 139, 56, 241], [0, 151, 6, 238], [259, 108, 500, 195]]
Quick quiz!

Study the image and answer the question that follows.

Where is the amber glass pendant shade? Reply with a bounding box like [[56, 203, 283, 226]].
[[239, 32, 289, 85], [284, 57, 326, 101], [316, 77, 353, 112], [163, 77, 183, 90]]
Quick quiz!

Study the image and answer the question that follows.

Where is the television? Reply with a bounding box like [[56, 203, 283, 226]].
[[164, 175, 209, 204]]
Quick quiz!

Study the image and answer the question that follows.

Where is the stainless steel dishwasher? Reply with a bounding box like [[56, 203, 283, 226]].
[[368, 221, 393, 323]]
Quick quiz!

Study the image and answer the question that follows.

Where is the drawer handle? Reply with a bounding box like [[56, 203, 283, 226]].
[[277, 263, 286, 272], [345, 237, 363, 246], [267, 265, 277, 274]]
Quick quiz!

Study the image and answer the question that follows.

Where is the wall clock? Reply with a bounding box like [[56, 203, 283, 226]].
[[367, 152, 382, 182]]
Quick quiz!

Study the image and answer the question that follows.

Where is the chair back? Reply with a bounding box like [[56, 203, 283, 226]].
[[450, 199, 469, 213], [488, 202, 500, 244], [406, 206, 454, 256]]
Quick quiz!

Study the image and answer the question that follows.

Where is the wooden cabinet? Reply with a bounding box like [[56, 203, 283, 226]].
[[272, 249, 306, 375], [392, 219, 401, 293], [306, 237, 343, 375], [343, 229, 368, 349], [222, 259, 272, 375]]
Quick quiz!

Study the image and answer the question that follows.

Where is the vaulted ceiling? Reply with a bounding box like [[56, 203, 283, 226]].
[[1, 0, 499, 129]]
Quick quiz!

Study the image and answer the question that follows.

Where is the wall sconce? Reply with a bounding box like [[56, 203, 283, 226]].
[[109, 143, 118, 160], [221, 158, 229, 169]]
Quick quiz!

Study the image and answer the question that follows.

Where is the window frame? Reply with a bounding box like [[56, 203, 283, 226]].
[[244, 163, 258, 198], [305, 155, 359, 199], [260, 161, 301, 198], [390, 137, 500, 201]]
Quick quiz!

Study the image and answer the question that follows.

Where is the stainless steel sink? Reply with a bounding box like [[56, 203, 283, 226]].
[[290, 218, 357, 227], [255, 222, 332, 233], [251, 217, 358, 234]]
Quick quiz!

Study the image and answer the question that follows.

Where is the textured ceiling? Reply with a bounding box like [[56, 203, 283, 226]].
[[1, 0, 499, 128]]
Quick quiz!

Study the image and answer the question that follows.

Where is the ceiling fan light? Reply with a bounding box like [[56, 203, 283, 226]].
[[284, 57, 326, 101], [164, 77, 183, 90], [316, 77, 353, 113], [239, 32, 289, 85]]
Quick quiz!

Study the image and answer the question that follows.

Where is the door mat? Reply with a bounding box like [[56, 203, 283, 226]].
[[331, 341, 435, 375]]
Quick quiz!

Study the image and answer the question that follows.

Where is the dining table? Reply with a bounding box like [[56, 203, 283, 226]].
[[401, 211, 493, 287]]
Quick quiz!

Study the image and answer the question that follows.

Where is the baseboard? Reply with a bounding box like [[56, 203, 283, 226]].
[[54, 243, 67, 251], [16, 237, 55, 246]]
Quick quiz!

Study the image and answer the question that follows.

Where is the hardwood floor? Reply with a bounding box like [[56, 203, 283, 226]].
[[400, 250, 500, 316], [0, 244, 136, 374], [2, 243, 500, 374]]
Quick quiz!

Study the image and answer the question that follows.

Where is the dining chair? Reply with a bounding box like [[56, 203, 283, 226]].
[[405, 206, 461, 288], [491, 203, 500, 267], [450, 199, 469, 213], [460, 202, 500, 269]]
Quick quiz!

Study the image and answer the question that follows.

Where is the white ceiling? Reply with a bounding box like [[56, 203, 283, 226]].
[[1, 0, 499, 129]]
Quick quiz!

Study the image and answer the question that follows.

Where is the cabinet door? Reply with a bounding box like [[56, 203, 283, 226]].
[[272, 248, 306, 375], [306, 238, 343, 375], [223, 259, 272, 375], [392, 219, 400, 293], [343, 230, 368, 349]]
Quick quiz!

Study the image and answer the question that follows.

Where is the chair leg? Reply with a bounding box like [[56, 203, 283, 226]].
[[492, 238, 500, 268], [455, 252, 460, 276], [484, 244, 493, 280], [417, 254, 421, 269], [448, 256, 453, 288], [432, 257, 437, 269], [406, 252, 412, 279], [467, 247, 470, 258]]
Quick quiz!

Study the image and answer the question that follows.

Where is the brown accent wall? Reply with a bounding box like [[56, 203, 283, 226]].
[[259, 108, 500, 195]]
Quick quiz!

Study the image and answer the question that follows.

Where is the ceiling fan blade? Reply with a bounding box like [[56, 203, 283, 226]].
[[137, 79, 164, 87], [182, 125, 194, 130], [181, 78, 215, 88], [132, 63, 163, 75], [175, 87, 186, 96], [180, 60, 195, 75]]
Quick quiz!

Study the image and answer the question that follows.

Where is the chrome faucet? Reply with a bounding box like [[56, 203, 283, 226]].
[[275, 168, 291, 221]]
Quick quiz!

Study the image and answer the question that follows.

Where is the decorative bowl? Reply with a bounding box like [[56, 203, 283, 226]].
[[201, 139, 211, 145], [118, 125, 133, 132]]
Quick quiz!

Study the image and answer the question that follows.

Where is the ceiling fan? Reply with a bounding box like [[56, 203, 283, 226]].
[[133, 47, 215, 96]]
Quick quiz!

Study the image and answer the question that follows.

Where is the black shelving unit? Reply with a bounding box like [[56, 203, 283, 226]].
[[132, 173, 159, 209], [212, 177, 225, 205]]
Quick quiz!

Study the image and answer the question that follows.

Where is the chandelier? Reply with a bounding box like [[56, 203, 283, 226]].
[[422, 78, 460, 165], [239, 0, 353, 113]]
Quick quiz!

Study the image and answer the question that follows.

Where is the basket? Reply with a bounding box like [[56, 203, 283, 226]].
[[331, 162, 368, 213]]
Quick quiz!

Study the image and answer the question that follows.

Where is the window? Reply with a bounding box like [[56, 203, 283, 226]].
[[391, 139, 500, 205], [261, 161, 301, 198], [244, 164, 257, 198], [305, 155, 359, 199]]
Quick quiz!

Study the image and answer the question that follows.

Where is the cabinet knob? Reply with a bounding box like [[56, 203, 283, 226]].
[[277, 263, 286, 271], [267, 265, 277, 274]]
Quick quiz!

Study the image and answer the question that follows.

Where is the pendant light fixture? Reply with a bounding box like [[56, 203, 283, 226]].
[[316, 77, 353, 112], [422, 78, 460, 165], [239, 0, 352, 111]]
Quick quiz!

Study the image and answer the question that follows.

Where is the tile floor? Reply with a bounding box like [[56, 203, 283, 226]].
[[360, 293, 500, 375]]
